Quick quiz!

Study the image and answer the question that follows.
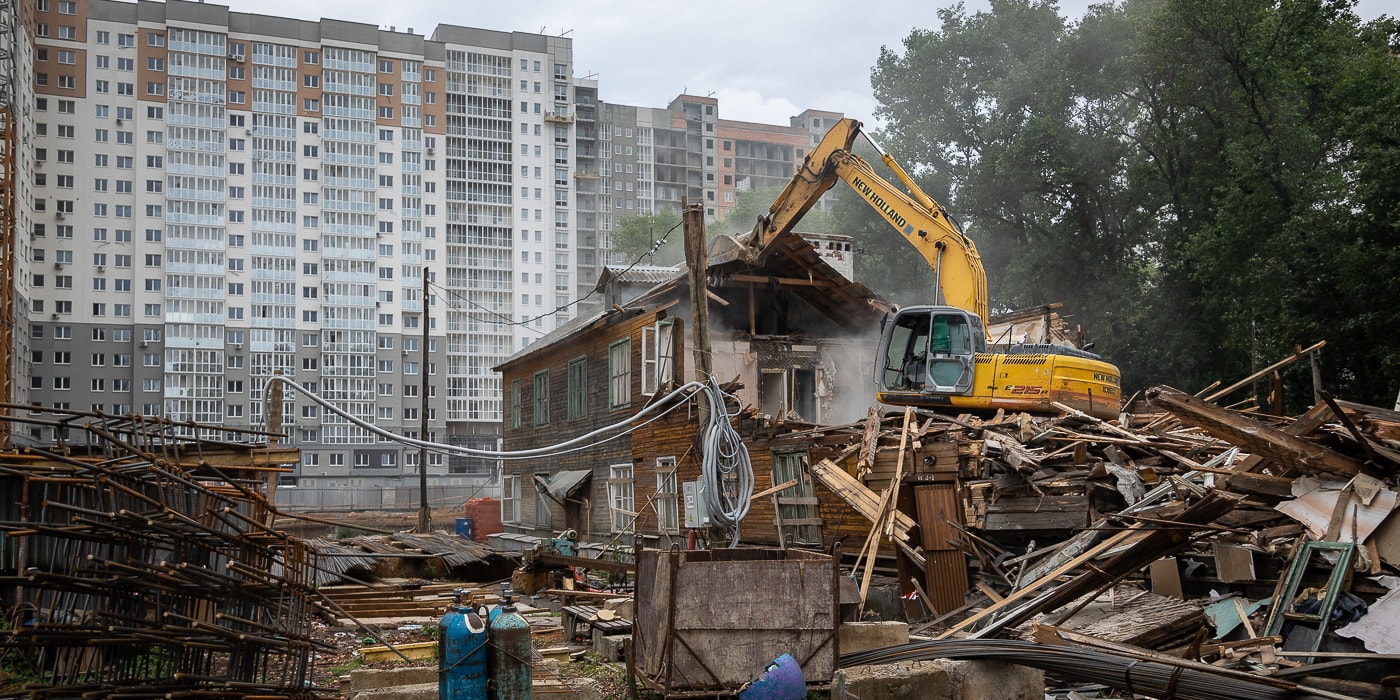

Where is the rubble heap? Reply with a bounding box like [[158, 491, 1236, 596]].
[[820, 377, 1400, 697]]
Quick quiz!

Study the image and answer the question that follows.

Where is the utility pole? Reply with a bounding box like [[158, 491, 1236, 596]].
[[683, 198, 712, 382], [268, 370, 283, 520], [417, 267, 431, 533]]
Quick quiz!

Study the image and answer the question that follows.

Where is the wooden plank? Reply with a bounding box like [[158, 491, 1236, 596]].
[[915, 485, 962, 552], [856, 406, 882, 480], [936, 525, 1142, 639], [808, 458, 917, 542], [752, 478, 799, 501], [1146, 386, 1368, 478]]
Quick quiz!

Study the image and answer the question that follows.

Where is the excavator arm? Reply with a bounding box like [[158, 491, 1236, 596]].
[[743, 117, 1123, 420], [744, 118, 989, 328]]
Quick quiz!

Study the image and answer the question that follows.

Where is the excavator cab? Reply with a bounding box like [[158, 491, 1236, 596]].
[[876, 306, 984, 399]]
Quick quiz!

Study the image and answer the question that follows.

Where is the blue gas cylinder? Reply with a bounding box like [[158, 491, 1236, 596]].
[[441, 606, 488, 700], [487, 596, 532, 700]]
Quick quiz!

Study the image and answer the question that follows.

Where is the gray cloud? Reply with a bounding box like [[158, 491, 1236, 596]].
[[231, 0, 1393, 125]]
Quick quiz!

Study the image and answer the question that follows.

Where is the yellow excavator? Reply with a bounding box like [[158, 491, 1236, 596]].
[[743, 118, 1121, 419]]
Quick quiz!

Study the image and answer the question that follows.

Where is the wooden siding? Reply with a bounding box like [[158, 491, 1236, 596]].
[[499, 308, 684, 541]]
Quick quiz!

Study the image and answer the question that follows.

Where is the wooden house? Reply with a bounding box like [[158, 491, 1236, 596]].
[[494, 232, 892, 547]]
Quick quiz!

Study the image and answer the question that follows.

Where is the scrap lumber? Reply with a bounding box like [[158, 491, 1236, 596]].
[[808, 457, 919, 557], [855, 406, 883, 479], [964, 490, 1240, 639], [1202, 340, 1326, 404], [1147, 386, 1369, 478]]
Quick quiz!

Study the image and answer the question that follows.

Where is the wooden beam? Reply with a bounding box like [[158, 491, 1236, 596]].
[[1147, 386, 1369, 478], [721, 274, 837, 288], [1204, 340, 1326, 403]]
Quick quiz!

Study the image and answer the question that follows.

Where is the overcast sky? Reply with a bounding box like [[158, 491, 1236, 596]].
[[232, 0, 1393, 126]]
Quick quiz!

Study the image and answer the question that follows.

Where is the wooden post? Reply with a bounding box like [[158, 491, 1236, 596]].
[[418, 266, 431, 533], [682, 198, 711, 382], [1310, 345, 1324, 404], [268, 370, 283, 517]]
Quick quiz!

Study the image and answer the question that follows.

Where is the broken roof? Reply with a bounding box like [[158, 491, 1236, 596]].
[[496, 232, 888, 372]]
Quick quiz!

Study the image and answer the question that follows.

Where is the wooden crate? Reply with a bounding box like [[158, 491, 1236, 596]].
[[635, 547, 837, 694]]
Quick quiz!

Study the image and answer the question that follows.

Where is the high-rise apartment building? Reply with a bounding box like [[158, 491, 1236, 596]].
[[13, 0, 838, 494], [22, 0, 577, 490]]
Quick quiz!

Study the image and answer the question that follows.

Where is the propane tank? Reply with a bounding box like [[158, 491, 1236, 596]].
[[487, 595, 532, 700], [440, 591, 489, 700]]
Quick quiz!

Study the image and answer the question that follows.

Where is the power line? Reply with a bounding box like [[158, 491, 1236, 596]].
[[266, 374, 711, 461]]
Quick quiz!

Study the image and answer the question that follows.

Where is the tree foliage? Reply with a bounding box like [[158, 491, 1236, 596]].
[[610, 212, 685, 267], [867, 0, 1400, 408]]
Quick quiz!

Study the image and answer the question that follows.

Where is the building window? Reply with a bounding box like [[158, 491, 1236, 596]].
[[566, 356, 587, 420], [608, 464, 635, 533], [509, 380, 520, 428], [773, 452, 822, 545], [657, 457, 679, 534], [534, 474, 553, 529], [532, 370, 550, 427], [502, 475, 522, 524], [608, 338, 631, 409], [641, 320, 675, 396]]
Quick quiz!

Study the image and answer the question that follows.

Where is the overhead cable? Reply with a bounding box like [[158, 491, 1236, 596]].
[[266, 375, 707, 460]]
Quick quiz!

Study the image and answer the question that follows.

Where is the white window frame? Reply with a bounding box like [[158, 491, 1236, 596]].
[[656, 457, 679, 534], [641, 319, 675, 396], [608, 463, 635, 533], [502, 474, 522, 524]]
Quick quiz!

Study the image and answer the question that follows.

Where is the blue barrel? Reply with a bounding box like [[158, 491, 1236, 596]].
[[488, 597, 532, 700], [441, 606, 488, 700], [455, 516, 476, 541]]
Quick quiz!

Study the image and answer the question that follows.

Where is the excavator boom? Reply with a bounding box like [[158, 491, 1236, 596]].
[[743, 118, 1122, 419]]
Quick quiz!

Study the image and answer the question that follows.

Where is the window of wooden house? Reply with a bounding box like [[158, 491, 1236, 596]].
[[656, 456, 679, 534], [532, 370, 550, 426], [641, 319, 674, 396], [609, 463, 635, 533], [534, 473, 554, 529], [510, 378, 522, 428], [608, 338, 631, 409], [502, 474, 522, 523], [566, 356, 588, 420], [772, 452, 821, 545]]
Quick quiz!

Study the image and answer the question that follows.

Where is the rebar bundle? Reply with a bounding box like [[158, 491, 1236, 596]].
[[841, 639, 1340, 700], [0, 406, 325, 699]]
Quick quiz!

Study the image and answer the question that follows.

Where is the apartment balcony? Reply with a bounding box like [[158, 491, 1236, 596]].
[[544, 111, 574, 124]]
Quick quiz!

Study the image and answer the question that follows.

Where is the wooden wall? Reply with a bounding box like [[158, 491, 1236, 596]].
[[499, 307, 681, 541]]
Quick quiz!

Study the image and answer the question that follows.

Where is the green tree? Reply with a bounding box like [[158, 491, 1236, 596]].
[[869, 0, 1400, 407], [715, 185, 843, 237], [871, 0, 1166, 387], [1135, 0, 1400, 406], [610, 212, 684, 267]]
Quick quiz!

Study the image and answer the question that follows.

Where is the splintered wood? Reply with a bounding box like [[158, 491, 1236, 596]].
[[792, 342, 1400, 683]]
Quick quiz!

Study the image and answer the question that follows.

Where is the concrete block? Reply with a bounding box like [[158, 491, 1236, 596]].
[[839, 621, 910, 655], [842, 660, 953, 700], [345, 681, 438, 700], [347, 666, 438, 691], [591, 631, 628, 662], [841, 658, 1042, 700], [941, 659, 1042, 700], [603, 597, 635, 619], [535, 677, 604, 699]]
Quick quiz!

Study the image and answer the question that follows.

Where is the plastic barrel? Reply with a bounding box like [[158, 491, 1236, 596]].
[[455, 516, 476, 541], [487, 597, 532, 700]]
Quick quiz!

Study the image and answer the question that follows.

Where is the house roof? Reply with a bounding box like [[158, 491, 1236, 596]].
[[496, 231, 890, 371], [595, 264, 682, 289]]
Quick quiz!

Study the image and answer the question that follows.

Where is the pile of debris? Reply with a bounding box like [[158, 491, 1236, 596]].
[[819, 371, 1400, 697]]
